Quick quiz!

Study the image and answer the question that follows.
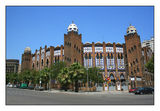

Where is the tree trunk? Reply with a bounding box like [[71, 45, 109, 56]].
[[75, 80, 79, 92]]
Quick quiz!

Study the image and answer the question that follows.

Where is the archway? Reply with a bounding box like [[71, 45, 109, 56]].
[[109, 73, 116, 91], [120, 74, 128, 91]]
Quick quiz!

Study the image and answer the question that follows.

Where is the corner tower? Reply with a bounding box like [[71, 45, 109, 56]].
[[64, 22, 82, 66], [21, 47, 32, 71], [124, 25, 144, 89]]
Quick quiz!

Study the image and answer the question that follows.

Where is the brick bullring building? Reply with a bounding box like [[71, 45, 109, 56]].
[[21, 22, 153, 91]]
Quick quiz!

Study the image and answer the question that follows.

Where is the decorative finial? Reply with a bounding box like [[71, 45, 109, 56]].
[[129, 24, 131, 26], [72, 21, 74, 24]]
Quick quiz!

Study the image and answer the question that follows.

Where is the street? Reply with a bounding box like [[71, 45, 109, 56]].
[[6, 88, 154, 105]]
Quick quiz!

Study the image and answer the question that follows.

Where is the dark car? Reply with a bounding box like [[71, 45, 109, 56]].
[[35, 86, 44, 91], [28, 84, 35, 90], [135, 87, 154, 95]]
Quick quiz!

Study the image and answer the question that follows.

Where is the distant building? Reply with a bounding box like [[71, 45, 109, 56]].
[[6, 59, 19, 74], [142, 37, 154, 52], [142, 47, 154, 87], [21, 47, 32, 72], [18, 64, 21, 73]]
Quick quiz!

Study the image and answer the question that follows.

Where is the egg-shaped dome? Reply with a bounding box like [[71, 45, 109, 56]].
[[127, 25, 137, 35], [67, 21, 78, 32], [24, 47, 31, 54]]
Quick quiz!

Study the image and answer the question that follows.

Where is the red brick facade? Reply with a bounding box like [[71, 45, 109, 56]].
[[64, 31, 82, 66], [124, 33, 144, 88], [21, 24, 154, 90]]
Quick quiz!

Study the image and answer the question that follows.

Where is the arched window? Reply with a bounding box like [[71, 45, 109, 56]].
[[131, 71, 133, 75], [85, 53, 88, 59], [121, 54, 123, 59], [133, 61, 135, 65], [100, 53, 103, 59], [37, 61, 38, 67], [55, 57, 57, 63], [120, 74, 125, 80], [128, 49, 131, 53], [110, 74, 115, 80], [137, 67, 139, 72], [111, 53, 113, 59], [41, 59, 43, 66], [96, 53, 99, 59], [134, 45, 136, 49], [131, 47, 134, 51], [118, 53, 120, 59], [89, 53, 91, 59], [32, 63, 34, 68], [108, 53, 110, 59], [58, 56, 59, 62], [46, 59, 49, 66]]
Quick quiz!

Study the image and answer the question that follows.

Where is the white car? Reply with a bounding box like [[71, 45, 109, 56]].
[[7, 83, 13, 88]]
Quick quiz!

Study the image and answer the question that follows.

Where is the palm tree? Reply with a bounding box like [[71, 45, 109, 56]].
[[57, 67, 71, 91], [69, 63, 85, 92], [50, 61, 66, 88], [39, 67, 50, 89]]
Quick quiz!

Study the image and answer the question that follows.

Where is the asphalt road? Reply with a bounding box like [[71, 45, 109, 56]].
[[6, 88, 154, 105]]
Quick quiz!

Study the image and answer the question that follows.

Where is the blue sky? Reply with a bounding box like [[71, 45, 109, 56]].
[[6, 6, 154, 63]]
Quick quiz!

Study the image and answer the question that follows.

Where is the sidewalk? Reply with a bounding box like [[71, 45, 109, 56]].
[[43, 89, 131, 95]]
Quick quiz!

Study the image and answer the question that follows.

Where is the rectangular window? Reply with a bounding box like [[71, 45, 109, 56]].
[[54, 50, 61, 56], [106, 47, 114, 53], [41, 52, 45, 59], [95, 47, 103, 52], [89, 58, 92, 68], [116, 47, 123, 53], [117, 58, 125, 69], [107, 58, 115, 69], [46, 51, 50, 57], [84, 57, 92, 68], [95, 58, 100, 67], [83, 47, 92, 53]]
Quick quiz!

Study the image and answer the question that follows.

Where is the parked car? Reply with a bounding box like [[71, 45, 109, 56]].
[[129, 88, 138, 93], [35, 86, 44, 91], [28, 84, 35, 90], [16, 84, 20, 88], [135, 87, 154, 95], [7, 83, 13, 88], [13, 84, 17, 88], [150, 87, 154, 92], [20, 83, 28, 89]]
